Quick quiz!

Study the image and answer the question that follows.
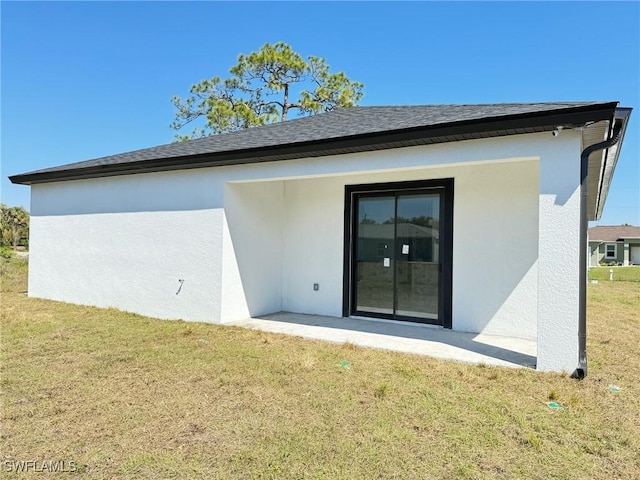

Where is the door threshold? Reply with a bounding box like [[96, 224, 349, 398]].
[[349, 315, 443, 329]]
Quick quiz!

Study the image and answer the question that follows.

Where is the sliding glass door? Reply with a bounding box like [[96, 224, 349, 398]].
[[395, 193, 441, 319], [355, 196, 396, 315], [345, 180, 453, 326]]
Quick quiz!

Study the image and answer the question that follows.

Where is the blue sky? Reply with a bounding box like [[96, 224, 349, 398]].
[[2, 1, 639, 225]]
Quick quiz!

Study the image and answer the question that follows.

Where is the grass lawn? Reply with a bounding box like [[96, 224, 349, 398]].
[[588, 266, 640, 282], [1, 256, 639, 479]]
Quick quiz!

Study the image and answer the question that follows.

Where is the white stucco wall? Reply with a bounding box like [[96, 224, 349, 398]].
[[29, 171, 223, 322], [276, 160, 539, 342], [28, 131, 583, 372], [536, 134, 582, 372], [281, 177, 346, 317], [221, 181, 284, 321]]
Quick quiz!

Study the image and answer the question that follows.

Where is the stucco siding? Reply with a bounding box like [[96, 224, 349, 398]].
[[452, 161, 539, 339], [221, 181, 284, 321], [28, 131, 583, 371], [281, 177, 345, 317], [29, 204, 222, 322], [535, 132, 581, 372], [270, 159, 538, 340], [29, 169, 227, 322]]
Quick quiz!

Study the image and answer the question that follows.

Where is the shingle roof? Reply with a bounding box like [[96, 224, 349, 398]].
[[9, 101, 620, 185], [588, 226, 640, 242]]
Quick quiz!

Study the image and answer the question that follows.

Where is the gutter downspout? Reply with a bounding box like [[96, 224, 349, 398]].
[[574, 118, 624, 379]]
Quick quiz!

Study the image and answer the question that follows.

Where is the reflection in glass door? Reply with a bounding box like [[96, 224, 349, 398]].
[[352, 188, 445, 324], [355, 197, 396, 315], [395, 194, 440, 319]]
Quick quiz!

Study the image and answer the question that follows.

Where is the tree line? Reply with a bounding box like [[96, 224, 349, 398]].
[[1, 204, 29, 250]]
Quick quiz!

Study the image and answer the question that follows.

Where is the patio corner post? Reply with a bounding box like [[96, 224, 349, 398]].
[[536, 133, 582, 373]]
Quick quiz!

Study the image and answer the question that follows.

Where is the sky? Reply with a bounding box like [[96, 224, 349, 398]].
[[1, 1, 639, 225]]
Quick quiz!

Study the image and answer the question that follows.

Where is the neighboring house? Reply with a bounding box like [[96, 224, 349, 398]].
[[9, 102, 632, 376], [588, 225, 640, 266]]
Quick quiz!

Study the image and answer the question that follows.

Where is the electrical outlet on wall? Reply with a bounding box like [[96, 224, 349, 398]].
[[313, 283, 319, 291]]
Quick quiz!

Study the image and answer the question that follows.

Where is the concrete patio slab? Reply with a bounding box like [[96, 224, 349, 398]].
[[230, 312, 537, 369]]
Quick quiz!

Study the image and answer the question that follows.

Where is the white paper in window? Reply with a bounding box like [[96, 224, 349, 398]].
[[383, 258, 390, 267]]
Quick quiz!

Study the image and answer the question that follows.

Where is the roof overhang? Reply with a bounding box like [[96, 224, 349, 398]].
[[9, 103, 627, 187], [582, 107, 632, 221]]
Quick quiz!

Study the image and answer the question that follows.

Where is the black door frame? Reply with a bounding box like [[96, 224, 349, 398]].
[[342, 178, 454, 328]]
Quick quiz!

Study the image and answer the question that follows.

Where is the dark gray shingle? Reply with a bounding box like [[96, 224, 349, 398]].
[[10, 102, 618, 183]]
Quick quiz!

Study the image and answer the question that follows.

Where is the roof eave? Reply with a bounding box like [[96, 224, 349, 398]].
[[592, 107, 633, 221], [9, 103, 620, 185]]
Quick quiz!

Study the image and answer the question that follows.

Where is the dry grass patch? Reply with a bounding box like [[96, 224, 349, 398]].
[[1, 256, 639, 479]]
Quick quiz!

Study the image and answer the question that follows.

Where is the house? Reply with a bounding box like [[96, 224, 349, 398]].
[[9, 102, 632, 376], [588, 225, 640, 266]]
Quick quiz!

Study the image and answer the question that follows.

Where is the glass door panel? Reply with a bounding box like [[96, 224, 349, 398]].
[[355, 197, 395, 315], [347, 180, 452, 327], [395, 194, 440, 319]]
